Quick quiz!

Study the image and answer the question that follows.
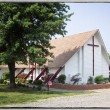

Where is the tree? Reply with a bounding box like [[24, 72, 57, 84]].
[[0, 3, 73, 88]]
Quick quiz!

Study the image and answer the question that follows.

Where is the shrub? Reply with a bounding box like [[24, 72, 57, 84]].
[[15, 78, 26, 84], [15, 78, 21, 84], [2, 72, 10, 80], [87, 76, 93, 84], [33, 80, 43, 85], [0, 78, 4, 84], [58, 74, 66, 84], [95, 75, 104, 84], [3, 79, 10, 85], [104, 78, 109, 84], [33, 80, 43, 90], [27, 79, 33, 84]]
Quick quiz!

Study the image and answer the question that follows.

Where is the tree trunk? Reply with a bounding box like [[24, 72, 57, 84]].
[[8, 61, 16, 88]]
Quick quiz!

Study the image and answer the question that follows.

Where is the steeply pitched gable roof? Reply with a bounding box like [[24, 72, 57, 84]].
[[47, 29, 98, 68]]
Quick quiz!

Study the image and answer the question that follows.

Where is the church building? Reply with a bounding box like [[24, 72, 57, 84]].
[[0, 29, 110, 84], [47, 29, 110, 84]]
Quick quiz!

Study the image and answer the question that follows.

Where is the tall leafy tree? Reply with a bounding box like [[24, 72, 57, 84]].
[[0, 3, 73, 88]]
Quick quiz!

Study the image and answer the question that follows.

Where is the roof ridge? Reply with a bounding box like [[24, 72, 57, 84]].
[[51, 29, 98, 41]]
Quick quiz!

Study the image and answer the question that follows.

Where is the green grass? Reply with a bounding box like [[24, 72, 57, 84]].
[[0, 84, 93, 106]]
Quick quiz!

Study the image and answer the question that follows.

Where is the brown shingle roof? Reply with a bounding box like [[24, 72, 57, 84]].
[[47, 29, 98, 68]]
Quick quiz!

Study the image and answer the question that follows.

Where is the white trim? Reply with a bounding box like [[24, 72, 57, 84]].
[[96, 30, 110, 64]]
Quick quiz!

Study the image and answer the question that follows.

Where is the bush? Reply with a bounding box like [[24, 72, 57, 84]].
[[2, 72, 10, 80], [87, 76, 93, 84], [95, 75, 104, 84], [0, 78, 4, 84], [15, 78, 26, 84], [33, 80, 43, 90], [58, 74, 66, 84], [3, 79, 10, 84], [27, 79, 33, 84], [104, 78, 109, 84], [33, 80, 43, 85]]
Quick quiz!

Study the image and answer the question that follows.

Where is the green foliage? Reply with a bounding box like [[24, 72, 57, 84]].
[[0, 3, 73, 87], [3, 79, 10, 84], [2, 72, 10, 80], [33, 80, 43, 86], [58, 74, 66, 84], [27, 79, 33, 84], [33, 80, 43, 90], [87, 76, 93, 84], [103, 78, 109, 84], [0, 3, 73, 65], [3, 80, 7, 84], [0, 79, 4, 84], [95, 75, 104, 84], [15, 78, 26, 84]]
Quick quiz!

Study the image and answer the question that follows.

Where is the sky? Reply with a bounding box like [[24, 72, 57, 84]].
[[61, 3, 110, 53]]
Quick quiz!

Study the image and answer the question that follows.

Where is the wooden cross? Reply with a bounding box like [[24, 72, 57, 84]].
[[87, 36, 99, 76]]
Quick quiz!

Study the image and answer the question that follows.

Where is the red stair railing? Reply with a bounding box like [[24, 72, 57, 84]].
[[33, 68, 48, 82], [23, 68, 35, 80], [48, 67, 63, 83], [15, 68, 26, 78]]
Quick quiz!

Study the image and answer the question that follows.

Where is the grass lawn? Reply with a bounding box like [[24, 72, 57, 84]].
[[0, 84, 93, 106]]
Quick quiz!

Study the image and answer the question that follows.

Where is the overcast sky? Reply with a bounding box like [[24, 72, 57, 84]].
[[62, 3, 110, 53]]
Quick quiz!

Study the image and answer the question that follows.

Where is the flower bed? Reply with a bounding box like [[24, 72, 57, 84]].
[[50, 83, 110, 90]]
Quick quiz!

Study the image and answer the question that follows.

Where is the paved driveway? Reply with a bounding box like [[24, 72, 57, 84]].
[[4, 89, 110, 107]]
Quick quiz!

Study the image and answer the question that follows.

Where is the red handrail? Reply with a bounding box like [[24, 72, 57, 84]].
[[15, 68, 25, 78], [48, 67, 63, 83], [24, 68, 35, 79], [33, 68, 48, 82]]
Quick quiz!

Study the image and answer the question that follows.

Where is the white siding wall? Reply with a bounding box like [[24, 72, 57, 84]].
[[101, 51, 109, 78], [83, 35, 108, 83], [49, 67, 65, 76], [0, 68, 9, 78], [65, 52, 79, 84], [15, 68, 21, 76], [83, 37, 93, 83], [94, 38, 102, 77], [94, 36, 102, 77]]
